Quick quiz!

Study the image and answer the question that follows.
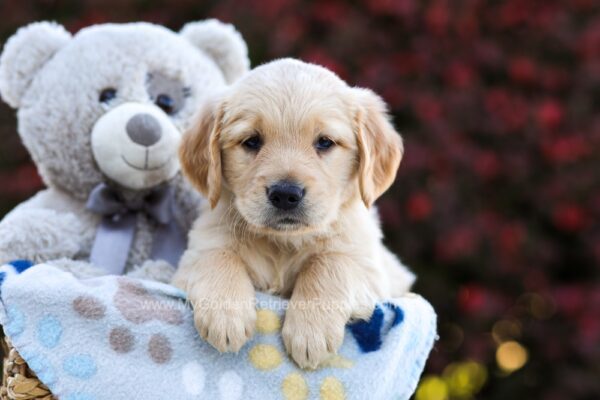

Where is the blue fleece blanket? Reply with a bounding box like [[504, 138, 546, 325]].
[[0, 261, 436, 400]]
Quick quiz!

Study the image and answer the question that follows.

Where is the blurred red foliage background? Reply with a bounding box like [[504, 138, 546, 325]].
[[0, 1, 598, 399]]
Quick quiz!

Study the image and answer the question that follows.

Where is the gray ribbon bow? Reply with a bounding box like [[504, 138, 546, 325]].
[[86, 183, 186, 275]]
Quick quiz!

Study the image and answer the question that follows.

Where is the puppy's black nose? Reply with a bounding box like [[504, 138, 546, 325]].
[[267, 182, 305, 211]]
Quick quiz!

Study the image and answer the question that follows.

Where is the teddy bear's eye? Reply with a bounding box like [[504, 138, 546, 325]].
[[155, 94, 175, 115], [99, 88, 117, 103], [146, 72, 185, 116]]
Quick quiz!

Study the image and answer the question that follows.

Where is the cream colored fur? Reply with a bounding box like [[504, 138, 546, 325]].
[[173, 59, 415, 369]]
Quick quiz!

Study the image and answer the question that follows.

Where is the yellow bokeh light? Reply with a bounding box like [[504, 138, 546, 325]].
[[496, 341, 528, 373], [443, 361, 487, 397], [415, 376, 449, 400]]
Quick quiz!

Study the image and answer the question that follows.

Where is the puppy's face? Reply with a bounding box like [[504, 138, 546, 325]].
[[180, 59, 403, 235]]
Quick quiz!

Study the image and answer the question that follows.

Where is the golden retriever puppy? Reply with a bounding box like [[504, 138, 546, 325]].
[[173, 58, 415, 369]]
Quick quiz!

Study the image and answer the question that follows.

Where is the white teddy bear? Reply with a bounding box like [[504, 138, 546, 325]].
[[0, 20, 249, 281]]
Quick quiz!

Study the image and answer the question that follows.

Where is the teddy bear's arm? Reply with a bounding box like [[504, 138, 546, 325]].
[[0, 208, 84, 264], [0, 189, 90, 265]]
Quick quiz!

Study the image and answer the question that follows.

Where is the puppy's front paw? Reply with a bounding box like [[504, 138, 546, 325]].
[[193, 298, 256, 353], [282, 309, 346, 369]]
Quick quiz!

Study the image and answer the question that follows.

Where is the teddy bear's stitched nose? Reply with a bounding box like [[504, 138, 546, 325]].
[[126, 113, 162, 147]]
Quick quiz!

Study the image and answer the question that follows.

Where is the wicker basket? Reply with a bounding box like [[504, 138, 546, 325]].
[[1, 331, 54, 400]]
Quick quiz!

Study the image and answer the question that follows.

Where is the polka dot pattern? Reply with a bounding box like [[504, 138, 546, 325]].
[[114, 279, 184, 325], [320, 376, 346, 400], [282, 372, 309, 400], [0, 267, 422, 400], [218, 370, 243, 400], [181, 362, 205, 395], [63, 354, 97, 380], [36, 315, 62, 349], [148, 333, 172, 364], [72, 296, 106, 320], [255, 309, 281, 334], [109, 327, 135, 354], [248, 344, 283, 370]]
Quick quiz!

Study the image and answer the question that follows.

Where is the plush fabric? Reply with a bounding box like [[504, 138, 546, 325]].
[[0, 262, 436, 400], [0, 20, 249, 279]]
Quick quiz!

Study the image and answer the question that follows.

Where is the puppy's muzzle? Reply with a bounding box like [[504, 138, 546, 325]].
[[267, 181, 305, 211]]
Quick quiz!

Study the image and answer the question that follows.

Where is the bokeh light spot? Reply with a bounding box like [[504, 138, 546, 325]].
[[443, 361, 487, 397], [496, 341, 528, 373], [415, 375, 449, 400]]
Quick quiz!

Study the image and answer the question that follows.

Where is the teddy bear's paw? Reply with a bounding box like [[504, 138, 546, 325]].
[[193, 297, 256, 353], [282, 308, 346, 370], [127, 259, 176, 283], [48, 258, 107, 279]]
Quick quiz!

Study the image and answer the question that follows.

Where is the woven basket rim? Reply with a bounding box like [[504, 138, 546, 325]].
[[1, 332, 54, 400]]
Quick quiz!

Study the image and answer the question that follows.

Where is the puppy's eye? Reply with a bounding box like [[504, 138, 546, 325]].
[[242, 135, 262, 151], [315, 136, 335, 151], [99, 88, 117, 103]]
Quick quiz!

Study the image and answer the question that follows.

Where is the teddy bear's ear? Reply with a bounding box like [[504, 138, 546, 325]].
[[180, 19, 250, 84], [0, 22, 71, 108]]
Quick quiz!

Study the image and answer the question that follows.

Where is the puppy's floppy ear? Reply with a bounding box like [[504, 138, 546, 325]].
[[354, 88, 404, 208], [179, 98, 224, 208]]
